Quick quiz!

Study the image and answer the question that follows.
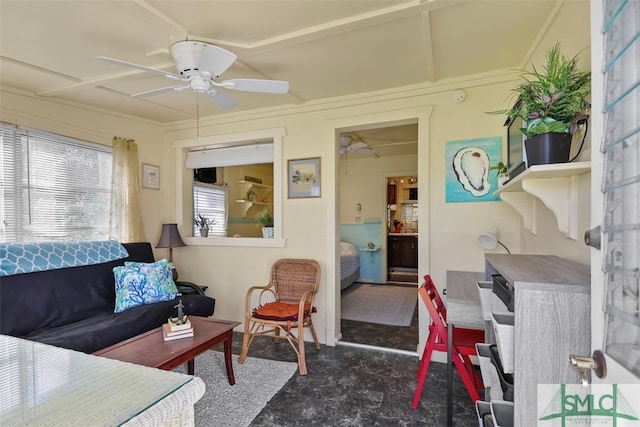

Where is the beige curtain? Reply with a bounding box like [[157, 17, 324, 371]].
[[110, 137, 146, 242]]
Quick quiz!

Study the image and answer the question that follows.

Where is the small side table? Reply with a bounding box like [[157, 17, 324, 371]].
[[359, 246, 381, 258]]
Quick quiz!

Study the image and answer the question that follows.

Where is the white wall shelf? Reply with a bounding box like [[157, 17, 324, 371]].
[[235, 180, 274, 190], [235, 180, 273, 218], [495, 161, 591, 239]]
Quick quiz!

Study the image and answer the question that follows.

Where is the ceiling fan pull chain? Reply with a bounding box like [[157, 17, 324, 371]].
[[196, 92, 200, 143]]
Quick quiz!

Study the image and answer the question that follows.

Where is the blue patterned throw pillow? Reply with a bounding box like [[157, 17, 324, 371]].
[[113, 259, 179, 313]]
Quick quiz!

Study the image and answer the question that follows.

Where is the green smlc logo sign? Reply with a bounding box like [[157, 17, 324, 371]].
[[540, 384, 639, 426]]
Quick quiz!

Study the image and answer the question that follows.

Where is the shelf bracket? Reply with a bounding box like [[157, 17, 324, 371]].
[[500, 192, 538, 235], [522, 176, 580, 239], [494, 162, 589, 240]]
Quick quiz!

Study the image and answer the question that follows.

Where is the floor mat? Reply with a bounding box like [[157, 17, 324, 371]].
[[341, 283, 417, 327]]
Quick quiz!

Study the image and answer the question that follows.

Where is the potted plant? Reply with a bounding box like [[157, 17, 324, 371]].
[[490, 161, 509, 186], [255, 209, 274, 238], [489, 42, 591, 166], [194, 214, 214, 237]]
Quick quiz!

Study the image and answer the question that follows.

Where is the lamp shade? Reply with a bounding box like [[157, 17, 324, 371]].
[[478, 231, 498, 250], [478, 229, 511, 254], [156, 223, 186, 248]]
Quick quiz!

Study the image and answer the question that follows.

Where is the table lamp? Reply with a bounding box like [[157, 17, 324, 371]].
[[478, 229, 511, 254], [156, 223, 187, 281]]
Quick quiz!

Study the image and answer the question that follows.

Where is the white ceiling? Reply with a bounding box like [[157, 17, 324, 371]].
[[0, 0, 560, 154]]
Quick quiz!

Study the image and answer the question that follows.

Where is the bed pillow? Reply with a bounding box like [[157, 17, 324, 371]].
[[113, 259, 178, 313]]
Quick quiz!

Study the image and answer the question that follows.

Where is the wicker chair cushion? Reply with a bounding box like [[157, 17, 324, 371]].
[[252, 302, 314, 321]]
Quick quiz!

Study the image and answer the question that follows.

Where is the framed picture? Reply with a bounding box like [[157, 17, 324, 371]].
[[445, 137, 501, 203], [141, 163, 160, 190], [288, 157, 321, 198]]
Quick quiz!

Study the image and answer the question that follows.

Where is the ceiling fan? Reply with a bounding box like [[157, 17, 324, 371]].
[[339, 135, 376, 156], [96, 40, 289, 110]]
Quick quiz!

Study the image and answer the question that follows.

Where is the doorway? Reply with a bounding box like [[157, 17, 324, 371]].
[[336, 121, 420, 353]]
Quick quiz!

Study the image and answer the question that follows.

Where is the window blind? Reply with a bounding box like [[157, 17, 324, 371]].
[[193, 182, 228, 237], [0, 123, 112, 243], [185, 143, 273, 168]]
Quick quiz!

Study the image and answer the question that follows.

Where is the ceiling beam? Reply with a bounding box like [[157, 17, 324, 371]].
[[36, 63, 176, 97], [420, 11, 436, 83], [0, 56, 81, 84]]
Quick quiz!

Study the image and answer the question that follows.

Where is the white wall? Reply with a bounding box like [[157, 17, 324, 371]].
[[514, 0, 592, 265]]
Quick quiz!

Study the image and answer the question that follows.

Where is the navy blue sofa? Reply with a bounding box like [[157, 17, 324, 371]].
[[0, 242, 215, 353]]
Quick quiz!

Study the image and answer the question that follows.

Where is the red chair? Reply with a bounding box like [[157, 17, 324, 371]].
[[412, 275, 484, 409]]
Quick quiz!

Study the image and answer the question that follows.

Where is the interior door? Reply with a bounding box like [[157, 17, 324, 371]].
[[589, 0, 640, 385]]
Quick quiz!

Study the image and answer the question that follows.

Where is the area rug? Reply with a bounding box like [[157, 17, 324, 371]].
[[175, 351, 297, 427], [341, 283, 417, 327]]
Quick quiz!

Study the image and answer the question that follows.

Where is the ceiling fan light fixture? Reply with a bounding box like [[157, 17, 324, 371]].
[[340, 135, 352, 146], [170, 41, 202, 72], [189, 75, 209, 92]]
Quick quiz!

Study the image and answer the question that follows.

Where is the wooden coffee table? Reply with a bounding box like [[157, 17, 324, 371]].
[[94, 317, 240, 384]]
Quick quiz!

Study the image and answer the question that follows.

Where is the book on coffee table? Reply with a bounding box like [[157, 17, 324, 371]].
[[162, 323, 194, 341], [167, 317, 192, 332]]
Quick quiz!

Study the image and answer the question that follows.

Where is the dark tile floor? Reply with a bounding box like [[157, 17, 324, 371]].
[[223, 333, 478, 426], [215, 282, 479, 426]]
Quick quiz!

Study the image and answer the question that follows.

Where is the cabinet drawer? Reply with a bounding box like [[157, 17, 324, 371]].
[[492, 274, 514, 312], [491, 312, 515, 374]]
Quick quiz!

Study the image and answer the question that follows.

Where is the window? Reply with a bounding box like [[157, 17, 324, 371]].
[[174, 127, 285, 246], [401, 203, 419, 233], [185, 142, 275, 239], [191, 164, 273, 238], [0, 123, 112, 243], [193, 182, 228, 236]]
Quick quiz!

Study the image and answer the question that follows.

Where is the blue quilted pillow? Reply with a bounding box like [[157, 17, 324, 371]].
[[113, 259, 178, 313]]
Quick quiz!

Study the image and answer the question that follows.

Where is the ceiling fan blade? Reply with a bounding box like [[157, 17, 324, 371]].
[[197, 43, 237, 77], [207, 89, 238, 110], [132, 85, 190, 98], [96, 56, 182, 80], [349, 142, 369, 150], [220, 79, 289, 94]]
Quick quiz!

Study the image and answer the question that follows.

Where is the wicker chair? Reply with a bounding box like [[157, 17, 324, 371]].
[[238, 258, 321, 375]]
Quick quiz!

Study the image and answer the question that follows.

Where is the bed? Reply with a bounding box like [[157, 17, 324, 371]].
[[340, 241, 360, 290]]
